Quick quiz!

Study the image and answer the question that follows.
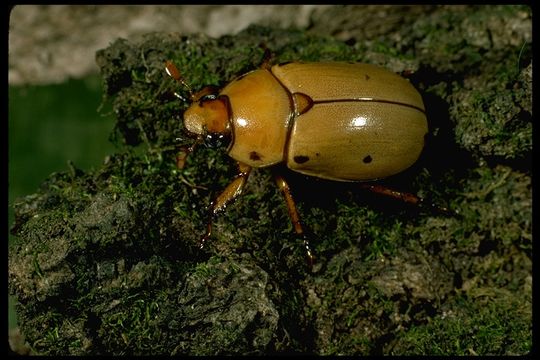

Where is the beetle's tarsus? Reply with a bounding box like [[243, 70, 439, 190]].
[[418, 198, 458, 217], [198, 236, 208, 249], [198, 221, 213, 249], [303, 235, 316, 270], [198, 237, 206, 249]]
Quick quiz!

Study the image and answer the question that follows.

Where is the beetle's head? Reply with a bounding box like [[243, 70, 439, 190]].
[[165, 61, 231, 140], [183, 88, 231, 138]]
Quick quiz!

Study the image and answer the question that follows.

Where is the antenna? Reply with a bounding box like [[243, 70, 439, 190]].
[[165, 60, 194, 101]]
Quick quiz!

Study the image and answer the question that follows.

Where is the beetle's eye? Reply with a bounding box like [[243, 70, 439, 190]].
[[199, 94, 217, 103]]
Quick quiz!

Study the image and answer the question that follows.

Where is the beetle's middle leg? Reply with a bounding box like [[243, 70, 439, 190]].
[[199, 161, 252, 249], [273, 172, 315, 266]]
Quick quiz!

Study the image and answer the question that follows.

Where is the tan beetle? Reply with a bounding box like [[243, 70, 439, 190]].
[[166, 56, 432, 263]]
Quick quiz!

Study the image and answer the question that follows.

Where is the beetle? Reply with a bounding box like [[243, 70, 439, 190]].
[[166, 57, 433, 263]]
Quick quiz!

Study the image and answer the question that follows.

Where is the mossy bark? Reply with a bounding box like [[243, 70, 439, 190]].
[[9, 5, 531, 355]]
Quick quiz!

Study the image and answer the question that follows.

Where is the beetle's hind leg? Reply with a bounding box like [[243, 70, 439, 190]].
[[273, 172, 315, 266], [199, 161, 252, 249], [359, 183, 453, 215]]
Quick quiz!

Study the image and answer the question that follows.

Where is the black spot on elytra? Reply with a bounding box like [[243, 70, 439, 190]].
[[249, 151, 262, 161], [293, 155, 310, 164], [365, 74, 371, 81], [363, 155, 372, 163]]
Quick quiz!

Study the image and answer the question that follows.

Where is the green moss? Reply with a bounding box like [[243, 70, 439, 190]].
[[393, 294, 531, 355], [451, 65, 532, 160], [99, 295, 166, 354]]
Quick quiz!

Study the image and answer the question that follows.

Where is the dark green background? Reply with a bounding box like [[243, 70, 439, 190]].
[[8, 75, 116, 328]]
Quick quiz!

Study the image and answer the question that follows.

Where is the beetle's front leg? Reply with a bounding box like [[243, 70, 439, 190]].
[[273, 172, 315, 266], [199, 161, 252, 249]]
